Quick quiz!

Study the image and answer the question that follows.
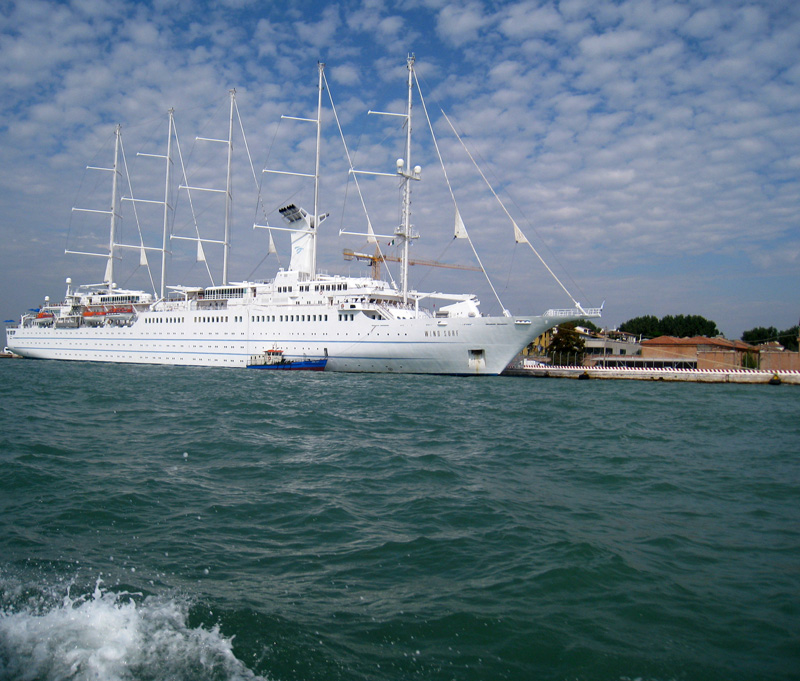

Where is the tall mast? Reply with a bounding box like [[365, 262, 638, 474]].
[[160, 110, 174, 299], [69, 124, 154, 290], [397, 54, 420, 304], [223, 89, 235, 285], [106, 124, 122, 292], [312, 62, 324, 277]]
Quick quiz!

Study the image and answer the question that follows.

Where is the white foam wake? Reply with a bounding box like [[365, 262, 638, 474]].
[[0, 578, 267, 681]]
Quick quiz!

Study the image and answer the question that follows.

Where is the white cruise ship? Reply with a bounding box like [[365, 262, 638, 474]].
[[5, 58, 600, 374]]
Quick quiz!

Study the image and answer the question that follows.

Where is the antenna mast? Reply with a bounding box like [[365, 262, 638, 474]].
[[312, 62, 324, 277], [160, 110, 174, 298], [396, 54, 421, 303], [106, 124, 122, 291], [223, 89, 235, 285]]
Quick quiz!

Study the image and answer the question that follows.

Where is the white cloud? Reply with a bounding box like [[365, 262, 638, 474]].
[[682, 7, 723, 39], [330, 64, 361, 86], [252, 19, 280, 58], [579, 29, 652, 57], [498, 2, 564, 39], [377, 15, 404, 39], [294, 5, 341, 48], [435, 2, 488, 47]]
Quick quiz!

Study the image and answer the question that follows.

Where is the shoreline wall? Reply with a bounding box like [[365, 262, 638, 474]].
[[503, 365, 800, 384]]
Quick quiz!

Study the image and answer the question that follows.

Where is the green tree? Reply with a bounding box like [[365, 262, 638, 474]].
[[619, 314, 719, 339], [659, 314, 719, 338], [742, 326, 779, 344], [548, 322, 585, 365], [742, 351, 759, 369], [742, 325, 799, 351], [781, 326, 800, 352], [618, 315, 660, 338]]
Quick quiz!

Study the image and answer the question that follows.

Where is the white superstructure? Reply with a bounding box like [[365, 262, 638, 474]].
[[5, 58, 600, 374]]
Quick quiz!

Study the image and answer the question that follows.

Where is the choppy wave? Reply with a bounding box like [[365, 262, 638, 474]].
[[0, 575, 265, 681], [2, 363, 800, 680]]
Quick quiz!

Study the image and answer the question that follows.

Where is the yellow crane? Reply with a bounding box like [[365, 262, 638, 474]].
[[343, 248, 481, 280]]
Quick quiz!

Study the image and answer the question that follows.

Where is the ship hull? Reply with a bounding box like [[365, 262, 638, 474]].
[[5, 309, 568, 375]]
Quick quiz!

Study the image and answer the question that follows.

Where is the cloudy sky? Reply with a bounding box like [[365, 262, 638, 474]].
[[1, 0, 798, 338]]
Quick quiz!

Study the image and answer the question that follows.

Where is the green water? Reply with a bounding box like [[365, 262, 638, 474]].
[[1, 360, 798, 680]]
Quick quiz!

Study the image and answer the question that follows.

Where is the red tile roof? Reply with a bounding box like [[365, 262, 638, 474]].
[[641, 336, 754, 350]]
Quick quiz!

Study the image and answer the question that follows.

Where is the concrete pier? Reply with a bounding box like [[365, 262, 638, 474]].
[[503, 365, 800, 385]]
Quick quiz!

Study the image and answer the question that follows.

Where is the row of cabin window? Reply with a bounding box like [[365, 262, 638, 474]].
[[95, 295, 140, 304], [149, 316, 232, 323], [145, 313, 348, 325], [145, 317, 184, 324], [146, 316, 224, 324], [144, 315, 256, 325], [202, 288, 246, 300], [251, 314, 329, 322], [276, 284, 349, 294]]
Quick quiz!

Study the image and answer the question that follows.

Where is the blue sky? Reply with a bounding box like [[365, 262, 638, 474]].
[[1, 0, 798, 338]]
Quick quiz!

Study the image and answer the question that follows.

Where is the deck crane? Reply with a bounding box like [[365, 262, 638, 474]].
[[343, 248, 481, 281]]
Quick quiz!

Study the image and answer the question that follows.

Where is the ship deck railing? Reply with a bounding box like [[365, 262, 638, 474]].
[[544, 307, 603, 318]]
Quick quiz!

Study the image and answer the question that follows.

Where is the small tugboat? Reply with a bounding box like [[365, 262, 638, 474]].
[[247, 348, 327, 371]]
